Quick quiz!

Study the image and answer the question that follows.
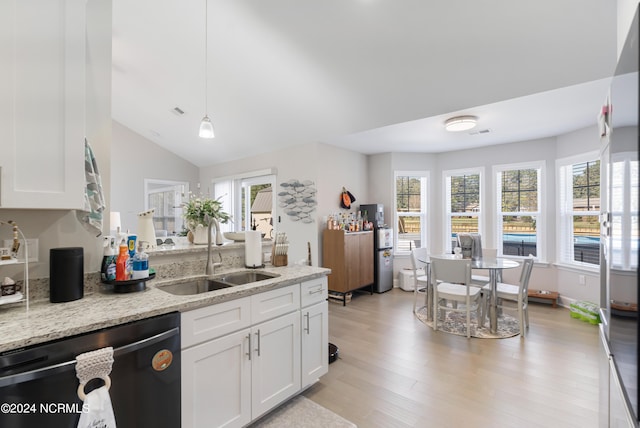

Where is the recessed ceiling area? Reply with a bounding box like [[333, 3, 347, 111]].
[[112, 1, 617, 167]]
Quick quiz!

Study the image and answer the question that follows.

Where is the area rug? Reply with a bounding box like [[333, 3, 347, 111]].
[[415, 306, 520, 339], [250, 395, 357, 428]]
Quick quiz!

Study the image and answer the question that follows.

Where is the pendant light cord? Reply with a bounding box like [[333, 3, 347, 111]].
[[204, 0, 208, 115]]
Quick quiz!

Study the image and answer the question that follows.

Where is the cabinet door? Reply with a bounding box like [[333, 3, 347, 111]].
[[182, 329, 252, 428], [344, 234, 361, 290], [0, 0, 85, 209], [359, 233, 374, 286], [251, 311, 301, 419], [301, 301, 328, 388]]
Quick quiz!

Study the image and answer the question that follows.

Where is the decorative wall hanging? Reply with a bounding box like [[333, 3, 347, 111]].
[[278, 179, 317, 223], [339, 187, 356, 209]]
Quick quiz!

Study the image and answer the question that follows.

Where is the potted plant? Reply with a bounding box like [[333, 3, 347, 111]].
[[183, 193, 231, 245]]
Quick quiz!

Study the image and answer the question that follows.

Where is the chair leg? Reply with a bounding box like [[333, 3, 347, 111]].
[[413, 283, 418, 313]]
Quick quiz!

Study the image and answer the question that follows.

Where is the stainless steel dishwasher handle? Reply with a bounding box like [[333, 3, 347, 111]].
[[0, 327, 179, 387]]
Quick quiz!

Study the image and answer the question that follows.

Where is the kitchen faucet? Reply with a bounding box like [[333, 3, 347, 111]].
[[205, 214, 223, 275]]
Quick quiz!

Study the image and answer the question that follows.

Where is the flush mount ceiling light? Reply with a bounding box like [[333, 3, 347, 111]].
[[444, 115, 478, 132], [198, 0, 214, 139]]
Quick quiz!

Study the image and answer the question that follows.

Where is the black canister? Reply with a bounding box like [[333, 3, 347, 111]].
[[49, 247, 84, 303]]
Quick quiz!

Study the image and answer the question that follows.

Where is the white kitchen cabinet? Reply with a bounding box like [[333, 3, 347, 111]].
[[250, 310, 301, 419], [182, 328, 252, 428], [182, 282, 321, 428], [300, 277, 329, 388], [0, 0, 86, 209], [301, 301, 328, 388]]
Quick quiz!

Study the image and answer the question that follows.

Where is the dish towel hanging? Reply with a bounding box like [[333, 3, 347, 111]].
[[76, 138, 106, 237], [75, 346, 116, 428]]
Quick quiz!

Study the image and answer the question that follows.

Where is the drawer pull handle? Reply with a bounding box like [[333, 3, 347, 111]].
[[255, 330, 261, 357], [309, 288, 325, 295]]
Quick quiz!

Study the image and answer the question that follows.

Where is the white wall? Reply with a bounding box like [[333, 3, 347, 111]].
[[111, 121, 199, 233], [617, 0, 639, 57], [199, 142, 369, 267]]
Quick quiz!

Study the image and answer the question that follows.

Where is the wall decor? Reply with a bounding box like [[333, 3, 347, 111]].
[[278, 179, 317, 223]]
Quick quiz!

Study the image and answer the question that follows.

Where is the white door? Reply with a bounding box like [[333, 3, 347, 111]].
[[251, 311, 301, 419], [182, 329, 251, 428], [301, 301, 329, 388]]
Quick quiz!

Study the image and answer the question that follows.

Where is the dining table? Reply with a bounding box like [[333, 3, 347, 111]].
[[417, 255, 520, 334]]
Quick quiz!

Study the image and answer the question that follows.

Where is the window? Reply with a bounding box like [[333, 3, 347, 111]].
[[557, 153, 600, 267], [444, 169, 482, 253], [144, 179, 187, 235], [212, 170, 276, 238], [494, 162, 544, 259], [611, 152, 638, 270], [394, 172, 428, 254]]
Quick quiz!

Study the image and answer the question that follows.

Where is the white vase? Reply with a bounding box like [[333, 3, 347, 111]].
[[191, 224, 211, 245], [213, 218, 223, 246]]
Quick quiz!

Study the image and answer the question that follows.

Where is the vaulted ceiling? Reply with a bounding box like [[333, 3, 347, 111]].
[[112, 1, 617, 167]]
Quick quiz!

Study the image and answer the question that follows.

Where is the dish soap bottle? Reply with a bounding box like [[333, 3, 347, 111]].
[[115, 239, 130, 281], [101, 236, 117, 282]]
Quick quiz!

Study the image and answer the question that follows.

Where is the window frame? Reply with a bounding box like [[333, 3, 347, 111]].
[[212, 169, 277, 236], [493, 160, 545, 261], [556, 151, 601, 269], [143, 178, 188, 235], [610, 151, 638, 271], [393, 170, 429, 255], [443, 167, 484, 254]]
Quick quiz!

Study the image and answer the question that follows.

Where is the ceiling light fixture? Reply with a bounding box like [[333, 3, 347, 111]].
[[198, 0, 214, 139], [444, 115, 477, 132]]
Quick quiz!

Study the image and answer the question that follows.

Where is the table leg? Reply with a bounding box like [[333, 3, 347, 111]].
[[426, 263, 433, 321], [489, 269, 498, 334]]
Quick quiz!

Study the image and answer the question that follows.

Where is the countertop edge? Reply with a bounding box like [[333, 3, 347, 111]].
[[0, 266, 330, 353]]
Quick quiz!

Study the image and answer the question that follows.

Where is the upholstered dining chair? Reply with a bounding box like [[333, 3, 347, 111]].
[[410, 247, 429, 313], [482, 257, 534, 338], [431, 257, 482, 339]]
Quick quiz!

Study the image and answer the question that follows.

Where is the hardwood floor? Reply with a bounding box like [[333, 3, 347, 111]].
[[303, 288, 600, 428]]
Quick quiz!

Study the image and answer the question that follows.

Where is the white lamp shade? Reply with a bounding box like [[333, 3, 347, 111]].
[[445, 116, 477, 132], [199, 116, 215, 139]]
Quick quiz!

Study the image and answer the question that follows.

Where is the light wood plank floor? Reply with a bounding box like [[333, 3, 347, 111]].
[[303, 288, 600, 428]]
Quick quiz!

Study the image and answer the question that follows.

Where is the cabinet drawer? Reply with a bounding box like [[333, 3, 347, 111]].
[[181, 297, 251, 348], [301, 277, 328, 308], [251, 285, 300, 325]]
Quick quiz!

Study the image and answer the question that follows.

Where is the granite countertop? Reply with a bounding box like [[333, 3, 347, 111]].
[[0, 264, 330, 353]]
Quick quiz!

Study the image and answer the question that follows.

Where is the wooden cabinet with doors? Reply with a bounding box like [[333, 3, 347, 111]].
[[322, 230, 374, 304]]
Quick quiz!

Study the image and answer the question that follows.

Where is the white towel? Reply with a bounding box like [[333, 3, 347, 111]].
[[76, 347, 116, 428], [76, 138, 106, 237]]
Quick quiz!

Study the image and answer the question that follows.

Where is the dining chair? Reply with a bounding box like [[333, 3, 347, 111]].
[[431, 257, 482, 339], [410, 247, 429, 313], [482, 257, 535, 337]]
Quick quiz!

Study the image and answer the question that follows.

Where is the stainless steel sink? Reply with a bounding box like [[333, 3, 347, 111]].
[[215, 271, 279, 285], [157, 271, 280, 296]]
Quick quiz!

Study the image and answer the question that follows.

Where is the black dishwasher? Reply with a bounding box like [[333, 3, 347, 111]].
[[0, 312, 180, 428]]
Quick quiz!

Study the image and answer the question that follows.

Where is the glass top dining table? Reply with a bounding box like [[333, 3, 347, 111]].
[[417, 255, 520, 334]]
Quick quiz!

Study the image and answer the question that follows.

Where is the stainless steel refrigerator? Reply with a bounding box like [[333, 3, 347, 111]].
[[360, 204, 394, 293]]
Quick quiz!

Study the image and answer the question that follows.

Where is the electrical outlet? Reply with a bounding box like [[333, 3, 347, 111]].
[[578, 274, 586, 285], [3, 238, 38, 262]]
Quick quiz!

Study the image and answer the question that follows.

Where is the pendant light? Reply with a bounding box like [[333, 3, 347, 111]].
[[199, 0, 214, 139]]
